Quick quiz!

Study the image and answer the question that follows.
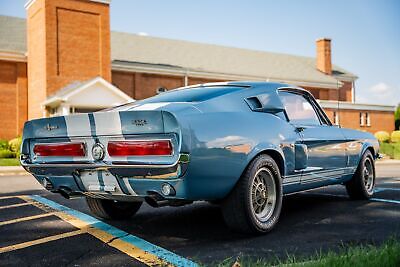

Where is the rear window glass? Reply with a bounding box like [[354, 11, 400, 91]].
[[109, 86, 245, 111]]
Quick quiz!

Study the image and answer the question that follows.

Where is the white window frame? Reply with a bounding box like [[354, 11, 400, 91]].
[[365, 112, 371, 127], [360, 112, 365, 126], [333, 111, 339, 125]]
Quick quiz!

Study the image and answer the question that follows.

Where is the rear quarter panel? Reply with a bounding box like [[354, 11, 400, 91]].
[[181, 111, 298, 200], [340, 128, 379, 172]]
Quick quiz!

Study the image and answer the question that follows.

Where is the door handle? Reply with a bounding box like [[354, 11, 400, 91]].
[[296, 126, 305, 133]]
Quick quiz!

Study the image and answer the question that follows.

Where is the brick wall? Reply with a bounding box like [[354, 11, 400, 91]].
[[27, 0, 111, 119], [111, 70, 223, 100], [324, 108, 394, 133], [0, 60, 28, 140], [304, 81, 352, 102]]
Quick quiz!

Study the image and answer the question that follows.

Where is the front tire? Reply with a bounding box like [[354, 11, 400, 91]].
[[221, 154, 283, 234], [345, 150, 375, 200], [86, 197, 142, 219]]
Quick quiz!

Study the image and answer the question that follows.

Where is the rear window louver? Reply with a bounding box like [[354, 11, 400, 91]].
[[245, 97, 263, 110]]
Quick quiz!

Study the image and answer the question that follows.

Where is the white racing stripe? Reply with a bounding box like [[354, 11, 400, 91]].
[[131, 102, 170, 111], [102, 171, 125, 195], [65, 114, 92, 137], [80, 171, 101, 191], [123, 178, 138, 195], [93, 112, 123, 136], [64, 114, 92, 162]]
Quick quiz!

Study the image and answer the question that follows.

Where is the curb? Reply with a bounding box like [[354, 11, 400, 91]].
[[376, 160, 400, 165], [0, 166, 30, 176]]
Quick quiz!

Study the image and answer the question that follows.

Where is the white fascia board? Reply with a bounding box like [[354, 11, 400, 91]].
[[25, 0, 111, 9], [0, 51, 27, 62], [111, 62, 341, 89], [318, 100, 395, 112], [65, 76, 133, 102]]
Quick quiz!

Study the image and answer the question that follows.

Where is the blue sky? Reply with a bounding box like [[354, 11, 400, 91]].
[[1, 0, 399, 106]]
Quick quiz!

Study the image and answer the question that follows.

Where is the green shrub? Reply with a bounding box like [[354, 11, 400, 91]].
[[0, 149, 16, 159], [380, 142, 400, 160], [390, 131, 400, 143], [0, 140, 8, 150], [8, 137, 22, 153], [394, 143, 400, 160], [374, 131, 390, 143]]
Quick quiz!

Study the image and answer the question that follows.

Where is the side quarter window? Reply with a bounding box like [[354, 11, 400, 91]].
[[278, 91, 321, 126]]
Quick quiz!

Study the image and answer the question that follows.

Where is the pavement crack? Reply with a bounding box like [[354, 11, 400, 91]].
[[106, 233, 130, 244]]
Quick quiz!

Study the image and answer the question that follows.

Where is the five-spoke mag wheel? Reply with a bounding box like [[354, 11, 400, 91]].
[[346, 150, 375, 200], [251, 168, 277, 223], [221, 154, 282, 234]]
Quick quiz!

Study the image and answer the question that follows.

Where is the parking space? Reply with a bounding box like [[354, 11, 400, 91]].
[[0, 195, 197, 267], [0, 163, 399, 266]]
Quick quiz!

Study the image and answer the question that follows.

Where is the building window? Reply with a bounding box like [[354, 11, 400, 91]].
[[333, 111, 339, 125], [156, 87, 168, 94], [365, 112, 370, 127], [49, 107, 58, 117], [360, 112, 365, 126]]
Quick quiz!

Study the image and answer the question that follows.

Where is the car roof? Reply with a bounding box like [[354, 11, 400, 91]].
[[181, 81, 310, 95]]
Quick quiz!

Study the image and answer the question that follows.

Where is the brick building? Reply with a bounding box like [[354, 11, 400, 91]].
[[0, 0, 395, 140]]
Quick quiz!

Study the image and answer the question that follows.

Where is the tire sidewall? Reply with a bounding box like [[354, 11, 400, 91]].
[[357, 151, 375, 198], [245, 155, 283, 233]]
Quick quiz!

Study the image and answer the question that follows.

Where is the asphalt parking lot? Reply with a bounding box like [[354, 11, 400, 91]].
[[0, 162, 399, 266]]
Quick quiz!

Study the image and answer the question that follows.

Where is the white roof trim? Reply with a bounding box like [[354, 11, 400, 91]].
[[111, 62, 342, 89], [318, 100, 395, 112], [25, 0, 111, 9], [0, 50, 27, 62], [43, 76, 133, 107], [65, 77, 131, 101]]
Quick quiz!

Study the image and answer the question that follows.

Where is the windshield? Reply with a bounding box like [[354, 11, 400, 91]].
[[108, 86, 246, 111]]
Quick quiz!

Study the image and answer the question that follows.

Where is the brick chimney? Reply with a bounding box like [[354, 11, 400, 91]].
[[25, 0, 111, 119], [316, 38, 332, 75]]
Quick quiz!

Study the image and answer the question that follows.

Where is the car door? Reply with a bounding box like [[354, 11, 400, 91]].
[[278, 89, 347, 185]]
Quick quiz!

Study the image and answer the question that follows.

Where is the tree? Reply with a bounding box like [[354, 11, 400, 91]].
[[395, 104, 400, 130]]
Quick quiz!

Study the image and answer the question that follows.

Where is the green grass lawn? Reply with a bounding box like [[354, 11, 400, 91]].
[[216, 238, 400, 267], [0, 158, 20, 166]]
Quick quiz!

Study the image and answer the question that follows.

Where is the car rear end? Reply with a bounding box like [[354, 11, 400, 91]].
[[20, 110, 190, 205]]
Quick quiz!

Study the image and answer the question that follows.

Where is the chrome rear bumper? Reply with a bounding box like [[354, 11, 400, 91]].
[[21, 153, 189, 179]]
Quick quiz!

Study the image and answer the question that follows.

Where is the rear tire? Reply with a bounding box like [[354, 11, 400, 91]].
[[345, 150, 375, 200], [86, 197, 142, 219], [221, 154, 283, 234]]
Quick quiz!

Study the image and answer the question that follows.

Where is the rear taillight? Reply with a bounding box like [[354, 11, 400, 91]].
[[33, 142, 86, 157], [108, 140, 173, 156]]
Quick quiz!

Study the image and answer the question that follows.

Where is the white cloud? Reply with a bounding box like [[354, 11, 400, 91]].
[[137, 32, 149, 36], [357, 82, 400, 106]]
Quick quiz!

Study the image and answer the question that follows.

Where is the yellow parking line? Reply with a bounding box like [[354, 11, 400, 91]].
[[19, 197, 170, 266], [0, 229, 85, 254], [87, 227, 168, 266], [0, 212, 57, 226], [0, 195, 26, 200], [0, 202, 31, 210]]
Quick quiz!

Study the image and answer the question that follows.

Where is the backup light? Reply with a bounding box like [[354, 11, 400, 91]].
[[107, 140, 173, 156], [33, 142, 86, 157]]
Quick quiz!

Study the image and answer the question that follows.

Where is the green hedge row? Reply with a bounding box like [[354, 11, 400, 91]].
[[375, 131, 400, 143], [0, 137, 22, 159], [380, 142, 400, 160]]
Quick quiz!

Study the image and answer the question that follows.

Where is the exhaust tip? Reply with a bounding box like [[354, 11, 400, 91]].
[[58, 187, 82, 200], [41, 177, 54, 191], [145, 192, 169, 208]]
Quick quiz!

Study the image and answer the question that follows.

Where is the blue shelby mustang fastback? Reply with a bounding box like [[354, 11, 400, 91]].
[[21, 82, 379, 234]]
